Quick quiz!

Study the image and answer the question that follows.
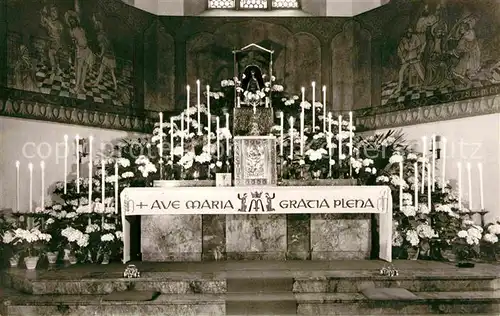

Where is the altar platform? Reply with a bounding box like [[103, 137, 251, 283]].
[[1, 260, 500, 315]]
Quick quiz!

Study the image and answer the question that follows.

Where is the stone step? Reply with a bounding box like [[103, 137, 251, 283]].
[[227, 277, 293, 293]]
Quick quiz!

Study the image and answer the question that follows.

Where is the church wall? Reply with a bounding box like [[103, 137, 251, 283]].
[[363, 0, 500, 109], [0, 117, 144, 212], [371, 113, 500, 224]]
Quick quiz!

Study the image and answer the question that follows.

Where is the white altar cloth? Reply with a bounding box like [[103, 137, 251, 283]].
[[120, 185, 393, 263]]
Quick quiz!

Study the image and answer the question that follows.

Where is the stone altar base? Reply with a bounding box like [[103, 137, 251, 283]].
[[2, 261, 500, 316]]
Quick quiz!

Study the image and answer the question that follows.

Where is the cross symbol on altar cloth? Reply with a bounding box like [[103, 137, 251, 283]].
[[136, 202, 148, 209]]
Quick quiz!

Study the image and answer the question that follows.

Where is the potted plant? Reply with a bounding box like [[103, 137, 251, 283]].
[[452, 219, 483, 267], [61, 227, 89, 264], [12, 228, 52, 270], [2, 229, 19, 267], [481, 219, 500, 261]]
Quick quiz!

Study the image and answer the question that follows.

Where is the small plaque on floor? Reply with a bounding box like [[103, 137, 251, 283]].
[[361, 287, 418, 300], [103, 290, 160, 301]]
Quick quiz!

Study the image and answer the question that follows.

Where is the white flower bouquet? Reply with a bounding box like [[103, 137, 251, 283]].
[[11, 228, 52, 257]]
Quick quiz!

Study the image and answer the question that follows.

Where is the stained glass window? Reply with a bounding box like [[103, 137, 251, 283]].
[[272, 0, 299, 8], [208, 0, 235, 8], [240, 0, 267, 9]]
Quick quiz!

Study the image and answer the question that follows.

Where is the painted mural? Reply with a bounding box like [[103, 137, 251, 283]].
[[5, 0, 135, 107], [380, 0, 500, 107]]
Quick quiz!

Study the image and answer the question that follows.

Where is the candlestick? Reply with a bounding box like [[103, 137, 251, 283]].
[[101, 159, 105, 209], [89, 136, 93, 208], [421, 136, 427, 193], [280, 112, 284, 156], [40, 161, 45, 212], [348, 111, 353, 157], [15, 161, 19, 212], [467, 162, 472, 210], [427, 162, 431, 210], [28, 163, 33, 213], [225, 113, 230, 156], [170, 117, 174, 160], [478, 162, 484, 210], [114, 162, 118, 214], [301, 87, 305, 115], [289, 117, 294, 159], [300, 112, 304, 156], [237, 97, 241, 108], [457, 162, 462, 210], [206, 85, 211, 115], [414, 162, 418, 209], [159, 112, 163, 161], [441, 137, 447, 192], [312, 81, 316, 131], [328, 112, 332, 155], [180, 112, 185, 153], [399, 160, 404, 211], [216, 116, 220, 161], [322, 86, 326, 133], [207, 113, 211, 151], [63, 135, 68, 194], [431, 134, 436, 191], [338, 115, 342, 160], [197, 80, 201, 134], [186, 85, 190, 134], [76, 134, 80, 193]]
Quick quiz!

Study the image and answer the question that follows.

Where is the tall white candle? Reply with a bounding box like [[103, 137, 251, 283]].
[[206, 85, 211, 115], [114, 162, 118, 214], [322, 86, 326, 133], [421, 136, 427, 193], [170, 117, 174, 160], [328, 112, 332, 158], [279, 112, 284, 156], [431, 135, 436, 191], [348, 111, 353, 158], [289, 117, 294, 159], [225, 113, 230, 156], [338, 115, 342, 160], [427, 162, 431, 210], [180, 112, 185, 153], [28, 163, 33, 213], [15, 161, 20, 212], [40, 161, 45, 211], [207, 114, 211, 150], [312, 81, 316, 131], [478, 162, 484, 210], [467, 162, 472, 210], [399, 161, 403, 211], [441, 137, 447, 192], [159, 112, 163, 161], [414, 162, 418, 209], [301, 87, 305, 115], [197, 80, 201, 134], [186, 85, 190, 134], [216, 116, 220, 160], [64, 134, 68, 194], [101, 159, 105, 208], [89, 136, 93, 207], [300, 112, 304, 156], [76, 135, 80, 193], [457, 162, 462, 210]]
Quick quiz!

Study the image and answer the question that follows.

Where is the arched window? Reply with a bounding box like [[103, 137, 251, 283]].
[[208, 0, 300, 10]]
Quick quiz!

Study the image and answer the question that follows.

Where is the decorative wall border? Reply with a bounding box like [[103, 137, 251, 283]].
[[356, 94, 500, 131], [0, 97, 154, 133]]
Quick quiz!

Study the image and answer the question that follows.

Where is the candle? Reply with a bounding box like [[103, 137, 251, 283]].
[[300, 112, 304, 156], [15, 161, 20, 212], [338, 115, 342, 160], [421, 136, 427, 193], [207, 114, 211, 151], [441, 137, 447, 192], [478, 163, 484, 210], [427, 162, 431, 210], [289, 116, 294, 159], [225, 113, 230, 156], [197, 80, 201, 134], [348, 111, 353, 158], [414, 162, 418, 209], [279, 112, 284, 156], [76, 135, 80, 193], [206, 85, 211, 115], [186, 85, 190, 133], [457, 162, 462, 210], [399, 161, 403, 210], [40, 161, 45, 211], [180, 112, 185, 153], [64, 134, 68, 194], [89, 136, 93, 208], [467, 162, 472, 210], [101, 159, 105, 209], [159, 112, 163, 161], [328, 112, 332, 158], [216, 116, 220, 161], [431, 134, 436, 191], [28, 163, 33, 213], [322, 86, 326, 133], [312, 81, 316, 131], [265, 97, 269, 108], [301, 87, 305, 115], [114, 162, 118, 214], [170, 117, 174, 160]]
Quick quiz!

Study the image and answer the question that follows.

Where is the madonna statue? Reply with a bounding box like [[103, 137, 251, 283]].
[[241, 65, 265, 94]]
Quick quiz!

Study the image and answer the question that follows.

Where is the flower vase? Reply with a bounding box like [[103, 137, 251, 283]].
[[64, 248, 71, 261], [101, 253, 110, 265], [9, 254, 19, 268], [311, 170, 321, 180], [68, 255, 77, 265], [24, 256, 39, 270], [46, 251, 58, 264], [407, 247, 419, 260]]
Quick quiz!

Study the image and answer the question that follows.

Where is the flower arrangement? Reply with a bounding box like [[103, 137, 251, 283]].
[[453, 219, 483, 263], [11, 228, 52, 257], [481, 218, 500, 260]]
